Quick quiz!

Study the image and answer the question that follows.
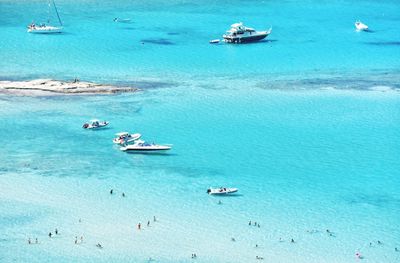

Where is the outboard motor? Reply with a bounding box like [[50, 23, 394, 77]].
[[207, 189, 211, 194]]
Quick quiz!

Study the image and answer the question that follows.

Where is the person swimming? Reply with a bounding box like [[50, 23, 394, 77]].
[[291, 239, 295, 243], [96, 243, 103, 249], [28, 238, 31, 244], [110, 189, 113, 194], [48, 232, 52, 238], [122, 192, 125, 197]]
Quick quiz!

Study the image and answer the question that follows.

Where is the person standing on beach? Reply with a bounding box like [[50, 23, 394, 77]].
[[55, 228, 58, 235], [138, 223, 141, 230], [75, 236, 78, 244], [153, 216, 156, 222], [147, 221, 150, 227], [48, 232, 52, 238], [28, 238, 31, 244], [110, 189, 114, 195], [35, 238, 38, 244]]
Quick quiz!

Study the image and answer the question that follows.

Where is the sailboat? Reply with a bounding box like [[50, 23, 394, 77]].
[[27, 0, 63, 34]]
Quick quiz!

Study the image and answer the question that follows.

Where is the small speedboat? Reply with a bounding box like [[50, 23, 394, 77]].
[[113, 132, 141, 145], [82, 119, 109, 129], [120, 140, 172, 152], [207, 187, 238, 195], [113, 18, 132, 23], [355, 21, 368, 31], [209, 39, 220, 44]]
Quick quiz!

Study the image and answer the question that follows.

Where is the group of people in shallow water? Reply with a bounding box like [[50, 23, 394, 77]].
[[110, 188, 125, 197], [137, 216, 157, 230], [26, 190, 400, 261], [248, 220, 261, 228]]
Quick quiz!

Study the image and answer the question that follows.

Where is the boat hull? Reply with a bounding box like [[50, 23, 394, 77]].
[[223, 33, 268, 44], [27, 27, 63, 34], [121, 147, 171, 153], [83, 122, 109, 129]]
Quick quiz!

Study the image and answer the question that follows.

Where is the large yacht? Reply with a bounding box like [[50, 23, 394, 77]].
[[223, 22, 271, 44]]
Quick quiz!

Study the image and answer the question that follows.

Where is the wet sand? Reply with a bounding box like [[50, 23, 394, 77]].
[[0, 79, 139, 96]]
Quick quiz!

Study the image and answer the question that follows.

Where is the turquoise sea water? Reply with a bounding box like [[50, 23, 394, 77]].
[[1, 0, 400, 262]]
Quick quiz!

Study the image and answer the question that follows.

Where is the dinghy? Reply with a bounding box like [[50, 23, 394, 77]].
[[355, 21, 368, 31]]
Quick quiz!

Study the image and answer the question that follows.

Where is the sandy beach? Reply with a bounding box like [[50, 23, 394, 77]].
[[0, 79, 139, 96]]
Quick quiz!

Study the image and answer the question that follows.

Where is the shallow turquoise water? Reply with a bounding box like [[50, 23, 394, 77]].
[[0, 0, 400, 81], [1, 88, 400, 262], [1, 0, 400, 262]]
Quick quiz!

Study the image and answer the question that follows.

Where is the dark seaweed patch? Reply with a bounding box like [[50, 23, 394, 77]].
[[140, 38, 175, 45], [364, 41, 400, 46]]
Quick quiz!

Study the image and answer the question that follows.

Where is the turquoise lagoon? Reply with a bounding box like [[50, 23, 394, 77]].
[[0, 0, 400, 262]]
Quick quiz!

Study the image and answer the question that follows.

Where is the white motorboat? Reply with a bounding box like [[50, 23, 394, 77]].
[[209, 39, 220, 44], [223, 22, 271, 44], [82, 119, 109, 129], [355, 21, 368, 31], [28, 0, 63, 34], [207, 187, 238, 195], [120, 140, 172, 152], [113, 132, 142, 145], [113, 18, 132, 23]]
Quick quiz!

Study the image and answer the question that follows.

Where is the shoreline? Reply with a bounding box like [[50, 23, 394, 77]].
[[0, 79, 139, 96]]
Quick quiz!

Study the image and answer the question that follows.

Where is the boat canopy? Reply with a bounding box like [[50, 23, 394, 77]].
[[231, 22, 243, 28], [116, 132, 129, 136]]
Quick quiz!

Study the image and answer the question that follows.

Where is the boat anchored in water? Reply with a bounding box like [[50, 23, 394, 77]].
[[223, 22, 271, 44], [113, 132, 141, 145], [82, 119, 109, 129], [28, 0, 63, 34], [355, 21, 368, 31], [113, 18, 132, 23], [207, 187, 238, 195], [120, 140, 171, 153]]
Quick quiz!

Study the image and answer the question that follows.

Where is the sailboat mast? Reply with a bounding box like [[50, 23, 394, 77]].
[[52, 0, 63, 26]]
